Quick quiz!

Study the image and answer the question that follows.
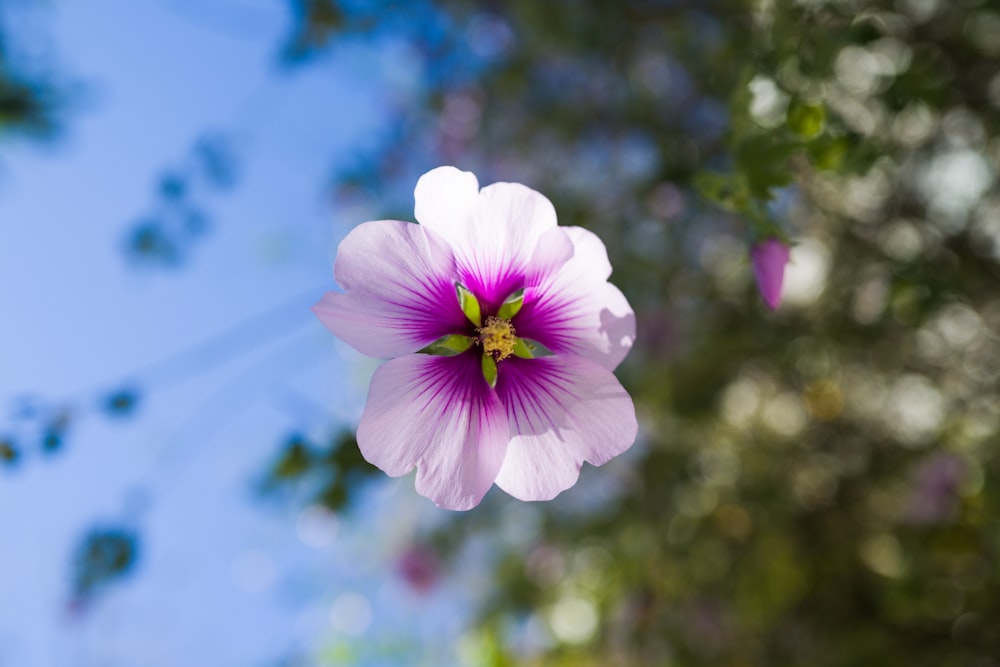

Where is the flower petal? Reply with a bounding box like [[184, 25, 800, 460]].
[[414, 167, 565, 308], [525, 227, 575, 284], [493, 355, 637, 502], [312, 220, 466, 358], [357, 354, 509, 510], [455, 182, 560, 299], [516, 227, 636, 371], [413, 166, 481, 243]]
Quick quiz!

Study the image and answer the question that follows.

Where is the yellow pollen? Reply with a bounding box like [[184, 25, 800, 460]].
[[476, 316, 517, 361]]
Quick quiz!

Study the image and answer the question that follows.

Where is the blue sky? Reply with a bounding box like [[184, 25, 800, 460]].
[[0, 1, 471, 664]]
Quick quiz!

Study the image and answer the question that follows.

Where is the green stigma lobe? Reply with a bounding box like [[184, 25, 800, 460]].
[[481, 353, 498, 389], [497, 288, 525, 320], [418, 334, 474, 356], [512, 338, 554, 359], [456, 284, 482, 326]]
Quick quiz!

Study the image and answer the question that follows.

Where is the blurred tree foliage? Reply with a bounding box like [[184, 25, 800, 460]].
[[70, 527, 139, 607], [0, 20, 60, 138], [5, 0, 998, 663], [274, 0, 1000, 664], [0, 14, 63, 471], [123, 132, 240, 268]]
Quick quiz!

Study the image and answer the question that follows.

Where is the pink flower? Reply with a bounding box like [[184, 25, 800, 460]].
[[904, 453, 965, 525], [313, 167, 637, 510], [750, 238, 790, 310], [396, 545, 440, 594]]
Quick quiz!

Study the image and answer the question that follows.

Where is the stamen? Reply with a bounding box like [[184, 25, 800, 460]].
[[476, 316, 517, 361]]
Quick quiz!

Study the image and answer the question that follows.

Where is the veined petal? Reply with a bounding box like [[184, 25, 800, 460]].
[[455, 182, 560, 299], [516, 227, 636, 371], [461, 226, 575, 316], [312, 220, 466, 358], [414, 168, 565, 309], [357, 355, 509, 510], [493, 355, 637, 502]]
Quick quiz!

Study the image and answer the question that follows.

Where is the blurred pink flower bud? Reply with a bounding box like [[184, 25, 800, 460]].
[[396, 545, 440, 595], [751, 238, 790, 310], [904, 453, 965, 525]]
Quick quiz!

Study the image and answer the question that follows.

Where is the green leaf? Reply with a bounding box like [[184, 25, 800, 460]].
[[497, 288, 525, 320], [787, 101, 826, 139], [0, 439, 19, 465], [807, 135, 849, 171], [694, 171, 750, 213], [511, 338, 554, 359], [736, 135, 796, 199], [272, 437, 313, 480], [104, 388, 140, 417], [481, 353, 498, 389], [456, 283, 482, 326], [418, 334, 474, 356]]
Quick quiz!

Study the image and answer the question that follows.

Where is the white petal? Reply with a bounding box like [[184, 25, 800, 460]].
[[562, 227, 612, 281], [525, 227, 575, 285], [413, 166, 481, 244], [357, 355, 509, 510], [494, 355, 637, 502], [413, 168, 567, 306], [516, 227, 636, 370], [312, 220, 466, 358], [455, 182, 560, 291]]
